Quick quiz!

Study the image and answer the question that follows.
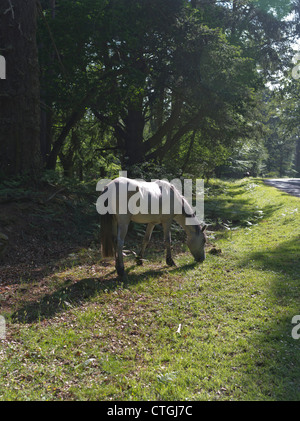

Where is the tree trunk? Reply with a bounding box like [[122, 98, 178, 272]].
[[59, 130, 80, 177], [39, 0, 55, 165], [0, 0, 41, 177], [40, 103, 53, 164], [181, 130, 196, 174], [123, 104, 145, 166]]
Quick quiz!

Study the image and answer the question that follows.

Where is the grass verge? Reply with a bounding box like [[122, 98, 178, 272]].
[[0, 178, 299, 400]]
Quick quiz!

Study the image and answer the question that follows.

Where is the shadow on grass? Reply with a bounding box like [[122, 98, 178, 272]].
[[241, 236, 300, 283], [239, 236, 300, 400], [11, 260, 198, 324]]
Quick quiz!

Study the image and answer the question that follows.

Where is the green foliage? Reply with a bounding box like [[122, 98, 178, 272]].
[[127, 161, 182, 181], [35, 0, 296, 178], [261, 89, 299, 177], [0, 176, 40, 203]]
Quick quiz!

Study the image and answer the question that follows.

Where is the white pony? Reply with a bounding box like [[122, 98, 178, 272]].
[[99, 177, 206, 278]]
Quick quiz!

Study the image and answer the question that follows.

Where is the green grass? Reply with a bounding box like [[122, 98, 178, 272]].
[[1, 178, 300, 400]]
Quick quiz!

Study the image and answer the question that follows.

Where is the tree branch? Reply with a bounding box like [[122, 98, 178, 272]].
[[146, 110, 205, 161], [143, 96, 182, 152], [46, 89, 95, 169], [4, 0, 14, 19]]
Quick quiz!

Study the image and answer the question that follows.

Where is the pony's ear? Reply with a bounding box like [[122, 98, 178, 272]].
[[201, 224, 207, 232]]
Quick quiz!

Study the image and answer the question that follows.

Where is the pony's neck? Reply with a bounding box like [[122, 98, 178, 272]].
[[174, 195, 200, 237], [174, 213, 199, 238]]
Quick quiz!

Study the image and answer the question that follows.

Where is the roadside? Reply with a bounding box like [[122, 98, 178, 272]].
[[263, 178, 300, 197]]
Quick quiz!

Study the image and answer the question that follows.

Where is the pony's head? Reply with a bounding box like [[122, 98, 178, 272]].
[[187, 224, 207, 263]]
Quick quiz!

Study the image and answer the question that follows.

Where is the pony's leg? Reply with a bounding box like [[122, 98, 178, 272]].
[[162, 221, 176, 266], [112, 218, 118, 262], [136, 223, 155, 265], [115, 222, 129, 278]]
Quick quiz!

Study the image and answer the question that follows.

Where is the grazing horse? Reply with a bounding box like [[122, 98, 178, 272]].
[[99, 177, 206, 278]]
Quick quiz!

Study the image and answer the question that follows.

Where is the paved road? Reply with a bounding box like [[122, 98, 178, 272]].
[[263, 178, 300, 198]]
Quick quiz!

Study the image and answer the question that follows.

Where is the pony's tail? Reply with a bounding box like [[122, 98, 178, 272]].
[[100, 212, 115, 258]]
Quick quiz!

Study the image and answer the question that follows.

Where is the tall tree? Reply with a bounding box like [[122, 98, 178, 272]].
[[37, 0, 295, 173], [0, 0, 41, 177], [90, 0, 260, 166]]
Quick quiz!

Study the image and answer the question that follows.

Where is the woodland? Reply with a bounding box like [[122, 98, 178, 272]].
[[0, 0, 300, 182], [1, 1, 300, 402]]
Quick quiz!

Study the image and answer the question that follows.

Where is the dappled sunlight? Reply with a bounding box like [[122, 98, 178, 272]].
[[205, 180, 282, 232]]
